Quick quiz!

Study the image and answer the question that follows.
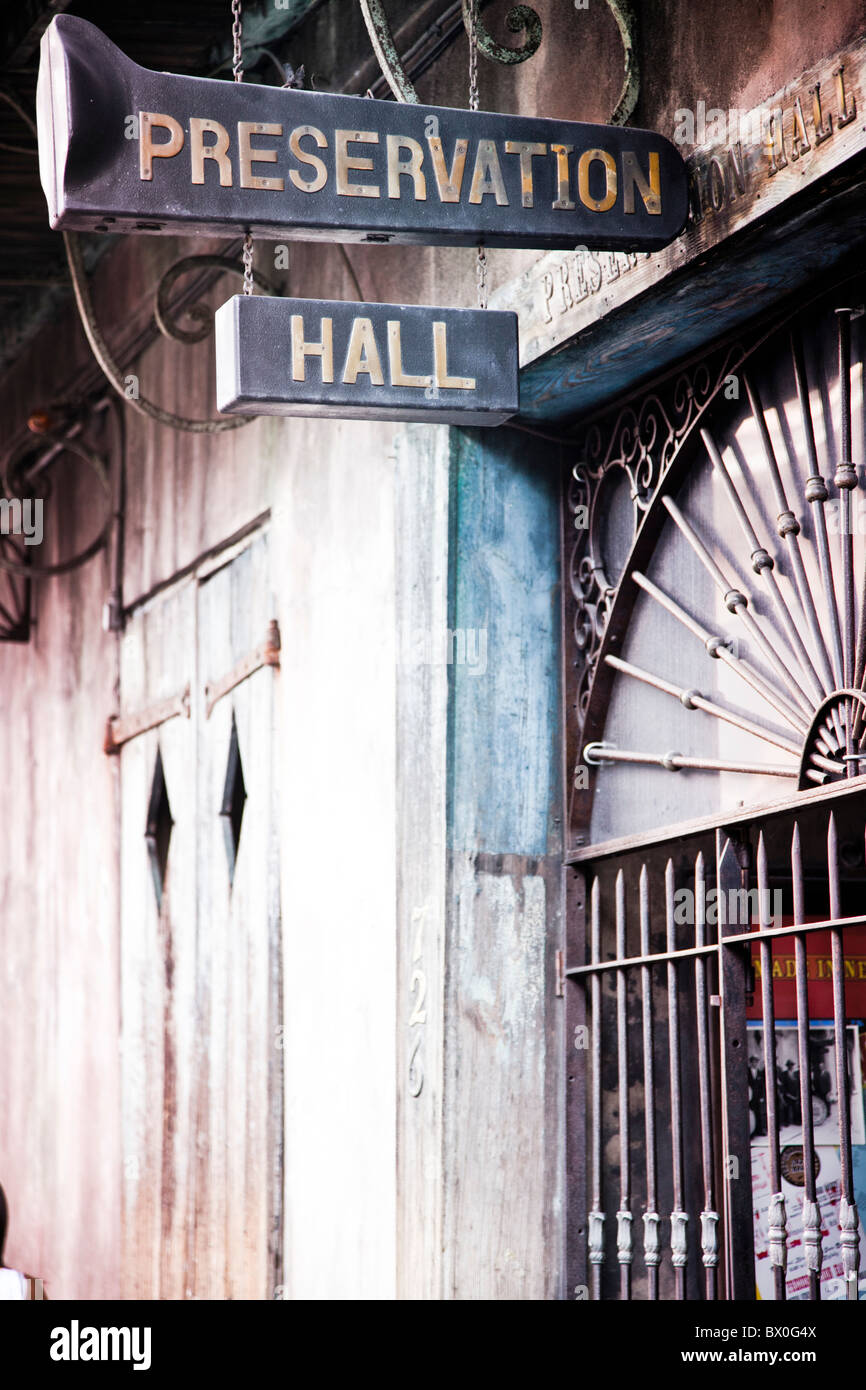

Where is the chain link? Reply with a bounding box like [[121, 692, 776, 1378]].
[[467, 0, 487, 309], [242, 233, 254, 295], [231, 0, 244, 82], [231, 2, 255, 294]]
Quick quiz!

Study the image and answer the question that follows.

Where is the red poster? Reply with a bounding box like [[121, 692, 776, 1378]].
[[745, 921, 866, 1021]]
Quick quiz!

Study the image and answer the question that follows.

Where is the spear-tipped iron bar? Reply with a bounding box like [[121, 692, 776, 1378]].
[[615, 870, 632, 1300], [827, 812, 860, 1299], [757, 831, 787, 1300], [590, 878, 604, 1301], [791, 822, 821, 1300], [666, 859, 687, 1298], [639, 865, 659, 1300], [694, 851, 718, 1299]]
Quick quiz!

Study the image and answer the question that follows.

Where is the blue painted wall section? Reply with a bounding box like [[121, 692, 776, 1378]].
[[446, 426, 561, 857]]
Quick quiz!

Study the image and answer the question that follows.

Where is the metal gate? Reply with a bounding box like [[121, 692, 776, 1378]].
[[562, 270, 866, 1300]]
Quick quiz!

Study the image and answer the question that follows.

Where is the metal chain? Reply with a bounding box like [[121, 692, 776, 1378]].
[[467, 0, 487, 308], [232, 1, 255, 294], [231, 0, 244, 81]]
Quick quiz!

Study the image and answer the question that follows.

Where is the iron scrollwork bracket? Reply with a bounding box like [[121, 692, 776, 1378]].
[[359, 0, 638, 124]]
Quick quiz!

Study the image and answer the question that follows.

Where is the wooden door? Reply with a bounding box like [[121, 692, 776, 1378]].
[[119, 531, 282, 1299]]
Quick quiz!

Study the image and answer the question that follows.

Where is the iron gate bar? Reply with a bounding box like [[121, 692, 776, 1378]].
[[791, 822, 821, 1300], [757, 833, 787, 1300], [716, 831, 756, 1301], [827, 812, 861, 1298], [565, 909, 866, 977], [566, 768, 866, 863], [666, 859, 687, 1298], [589, 878, 604, 1301], [694, 851, 719, 1299], [639, 864, 660, 1299], [616, 870, 632, 1298]]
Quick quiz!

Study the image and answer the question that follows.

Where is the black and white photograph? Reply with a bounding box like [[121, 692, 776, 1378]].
[[747, 1024, 866, 1148]]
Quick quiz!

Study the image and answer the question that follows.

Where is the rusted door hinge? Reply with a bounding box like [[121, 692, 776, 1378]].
[[555, 948, 565, 997], [104, 685, 190, 755], [204, 619, 280, 719]]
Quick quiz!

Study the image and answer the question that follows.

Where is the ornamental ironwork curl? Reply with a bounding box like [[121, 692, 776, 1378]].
[[359, 0, 638, 124], [155, 254, 277, 345], [0, 431, 112, 578], [567, 340, 746, 728]]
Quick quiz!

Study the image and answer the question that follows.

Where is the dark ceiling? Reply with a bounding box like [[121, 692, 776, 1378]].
[[0, 0, 475, 375], [0, 1, 328, 371]]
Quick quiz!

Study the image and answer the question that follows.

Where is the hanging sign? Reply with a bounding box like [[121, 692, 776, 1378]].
[[215, 296, 520, 425], [37, 15, 689, 252]]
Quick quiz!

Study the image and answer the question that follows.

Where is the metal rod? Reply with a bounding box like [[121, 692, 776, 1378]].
[[639, 865, 659, 1300], [757, 831, 787, 1300], [790, 332, 844, 690], [589, 878, 604, 1301], [701, 426, 829, 701], [585, 744, 796, 777], [835, 311, 856, 768], [694, 851, 718, 1299], [661, 496, 817, 719], [743, 376, 836, 698], [791, 822, 821, 1301], [565, 909, 866, 977], [632, 571, 809, 734], [604, 653, 801, 756], [666, 859, 687, 1298], [615, 869, 632, 1299], [827, 811, 860, 1299]]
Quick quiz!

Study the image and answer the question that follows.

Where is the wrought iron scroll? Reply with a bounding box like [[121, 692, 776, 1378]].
[[359, 0, 638, 124]]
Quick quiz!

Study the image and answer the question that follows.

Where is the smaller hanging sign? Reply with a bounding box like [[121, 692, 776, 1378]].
[[215, 296, 520, 426]]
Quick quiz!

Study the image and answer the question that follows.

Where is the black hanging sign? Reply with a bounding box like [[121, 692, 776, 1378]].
[[215, 296, 520, 426], [38, 16, 689, 252]]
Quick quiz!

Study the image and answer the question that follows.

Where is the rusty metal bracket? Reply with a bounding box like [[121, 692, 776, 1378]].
[[204, 619, 281, 719], [104, 685, 190, 754]]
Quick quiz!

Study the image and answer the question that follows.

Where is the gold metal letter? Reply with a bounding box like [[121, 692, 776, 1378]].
[[387, 322, 432, 388], [238, 121, 284, 191], [342, 319, 385, 385], [427, 136, 468, 202], [577, 149, 617, 212], [621, 151, 661, 214], [468, 139, 509, 205], [189, 117, 232, 186], [386, 136, 427, 200], [288, 126, 328, 192], [335, 130, 380, 197], [550, 144, 574, 209], [504, 140, 547, 208], [291, 316, 334, 383], [432, 323, 475, 390], [139, 111, 184, 181]]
